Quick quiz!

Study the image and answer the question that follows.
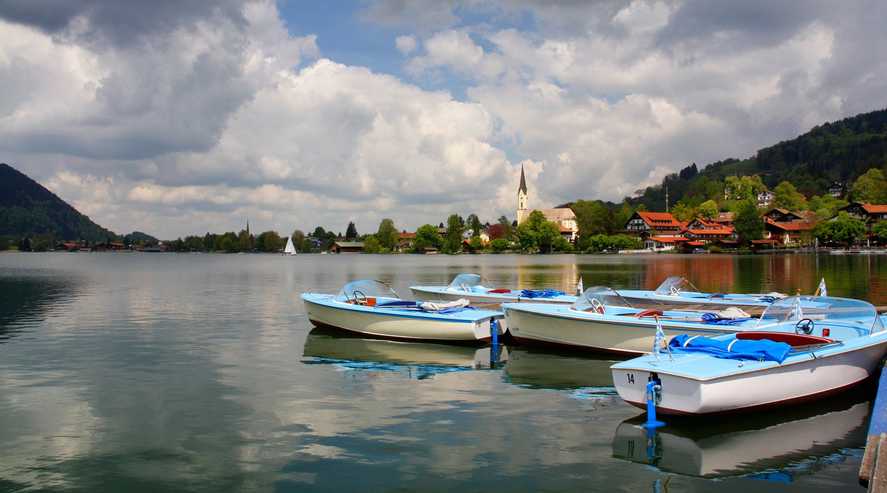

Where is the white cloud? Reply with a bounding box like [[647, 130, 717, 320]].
[[395, 35, 417, 55]]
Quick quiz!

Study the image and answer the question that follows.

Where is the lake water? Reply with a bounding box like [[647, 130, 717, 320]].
[[1, 252, 884, 492]]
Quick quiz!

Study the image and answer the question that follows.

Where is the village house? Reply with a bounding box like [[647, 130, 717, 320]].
[[840, 202, 887, 240], [682, 218, 737, 246], [624, 211, 687, 250], [761, 208, 818, 246], [516, 165, 579, 242], [330, 241, 364, 253]]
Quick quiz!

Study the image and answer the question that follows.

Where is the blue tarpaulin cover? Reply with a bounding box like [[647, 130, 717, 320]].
[[520, 289, 565, 299], [669, 334, 792, 363]]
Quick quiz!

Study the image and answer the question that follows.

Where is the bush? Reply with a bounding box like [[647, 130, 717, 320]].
[[490, 238, 510, 253]]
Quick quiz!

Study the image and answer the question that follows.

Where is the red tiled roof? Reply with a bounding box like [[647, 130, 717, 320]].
[[765, 218, 817, 231], [399, 232, 416, 239], [650, 236, 688, 243], [686, 241, 705, 246], [863, 203, 887, 213], [637, 211, 683, 228], [686, 227, 734, 236]]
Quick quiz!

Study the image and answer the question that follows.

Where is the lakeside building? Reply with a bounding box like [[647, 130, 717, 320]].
[[330, 241, 364, 253], [840, 202, 887, 241], [516, 165, 579, 242], [761, 208, 818, 246]]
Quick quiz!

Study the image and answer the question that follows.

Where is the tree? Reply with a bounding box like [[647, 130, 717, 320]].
[[851, 168, 887, 203], [734, 200, 763, 245], [516, 210, 562, 253], [376, 219, 398, 251], [237, 229, 253, 252], [345, 221, 358, 241], [362, 235, 381, 253], [670, 202, 696, 222], [443, 214, 464, 253], [724, 175, 766, 202], [489, 238, 510, 253], [466, 214, 482, 237], [571, 200, 611, 249], [872, 221, 887, 245], [772, 181, 807, 211], [815, 212, 866, 247], [412, 224, 442, 253], [497, 215, 512, 239], [0, 237, 8, 251], [292, 230, 306, 252], [697, 200, 719, 221], [808, 195, 848, 220], [256, 231, 283, 252]]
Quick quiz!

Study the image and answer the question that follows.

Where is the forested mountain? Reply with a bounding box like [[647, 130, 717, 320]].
[[630, 108, 887, 210], [0, 163, 116, 242]]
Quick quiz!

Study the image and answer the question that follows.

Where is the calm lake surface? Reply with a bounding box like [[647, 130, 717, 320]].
[[1, 252, 884, 492]]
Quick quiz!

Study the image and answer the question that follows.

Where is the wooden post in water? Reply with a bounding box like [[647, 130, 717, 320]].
[[860, 362, 887, 490]]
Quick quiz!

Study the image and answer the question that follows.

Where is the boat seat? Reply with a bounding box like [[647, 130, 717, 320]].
[[488, 288, 511, 294], [635, 309, 664, 318], [735, 331, 833, 347]]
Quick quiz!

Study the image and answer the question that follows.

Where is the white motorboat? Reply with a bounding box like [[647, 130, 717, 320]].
[[611, 296, 887, 415], [301, 280, 504, 343], [410, 273, 575, 306], [616, 276, 786, 315], [503, 287, 759, 355]]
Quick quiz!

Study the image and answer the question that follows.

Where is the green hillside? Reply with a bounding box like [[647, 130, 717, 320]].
[[0, 163, 117, 243], [630, 108, 887, 210]]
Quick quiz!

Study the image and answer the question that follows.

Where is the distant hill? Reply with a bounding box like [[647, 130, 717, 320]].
[[124, 231, 158, 245], [630, 108, 887, 210], [0, 163, 117, 242]]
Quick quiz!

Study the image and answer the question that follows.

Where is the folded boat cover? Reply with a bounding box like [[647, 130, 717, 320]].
[[520, 289, 565, 299], [419, 299, 471, 313], [669, 334, 792, 363], [699, 307, 753, 325]]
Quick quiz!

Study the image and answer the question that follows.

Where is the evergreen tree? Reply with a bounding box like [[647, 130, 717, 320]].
[[466, 214, 482, 237], [444, 214, 464, 253], [345, 221, 358, 240]]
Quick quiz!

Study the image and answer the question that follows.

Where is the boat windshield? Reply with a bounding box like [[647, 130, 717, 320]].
[[756, 296, 884, 333], [336, 280, 399, 301], [654, 276, 700, 296], [448, 273, 486, 291], [572, 287, 634, 311]]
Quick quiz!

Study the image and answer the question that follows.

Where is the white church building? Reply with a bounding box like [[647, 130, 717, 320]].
[[516, 165, 579, 242]]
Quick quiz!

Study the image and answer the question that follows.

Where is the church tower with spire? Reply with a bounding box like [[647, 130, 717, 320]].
[[517, 164, 529, 224]]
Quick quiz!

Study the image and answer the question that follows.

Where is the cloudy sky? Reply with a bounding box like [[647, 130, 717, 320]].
[[2, 0, 886, 238]]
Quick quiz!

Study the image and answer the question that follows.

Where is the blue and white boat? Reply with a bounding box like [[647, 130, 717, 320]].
[[611, 296, 887, 415], [410, 273, 575, 306], [504, 287, 760, 355], [616, 276, 786, 315], [302, 280, 505, 343]]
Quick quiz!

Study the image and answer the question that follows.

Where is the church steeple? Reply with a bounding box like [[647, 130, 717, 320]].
[[517, 164, 529, 224], [518, 164, 527, 194]]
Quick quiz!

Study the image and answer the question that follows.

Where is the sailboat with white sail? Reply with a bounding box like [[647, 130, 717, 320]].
[[283, 235, 297, 255]]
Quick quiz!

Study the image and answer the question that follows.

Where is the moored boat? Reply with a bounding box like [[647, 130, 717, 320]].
[[301, 280, 504, 343], [410, 273, 575, 306], [504, 287, 759, 355], [611, 296, 887, 415], [616, 276, 786, 315]]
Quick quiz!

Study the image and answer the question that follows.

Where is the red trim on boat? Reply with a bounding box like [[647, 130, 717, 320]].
[[735, 331, 833, 346]]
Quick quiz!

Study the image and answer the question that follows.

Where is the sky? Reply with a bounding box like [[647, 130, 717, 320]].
[[2, 0, 886, 239]]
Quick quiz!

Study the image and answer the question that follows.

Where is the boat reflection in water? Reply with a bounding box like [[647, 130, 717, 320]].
[[302, 327, 508, 379], [503, 347, 621, 400], [611, 388, 871, 481]]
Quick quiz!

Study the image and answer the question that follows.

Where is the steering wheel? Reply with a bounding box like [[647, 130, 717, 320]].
[[352, 290, 367, 305], [590, 298, 605, 314], [795, 318, 814, 335], [669, 286, 680, 296]]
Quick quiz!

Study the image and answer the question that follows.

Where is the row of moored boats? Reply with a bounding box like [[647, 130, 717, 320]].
[[301, 274, 887, 416]]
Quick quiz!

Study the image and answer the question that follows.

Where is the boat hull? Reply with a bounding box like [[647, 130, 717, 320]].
[[504, 306, 731, 355], [612, 339, 887, 415], [303, 296, 501, 342]]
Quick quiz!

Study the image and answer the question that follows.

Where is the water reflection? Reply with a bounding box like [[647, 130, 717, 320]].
[[612, 388, 871, 480], [503, 347, 617, 390], [302, 327, 507, 378], [0, 271, 81, 341]]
